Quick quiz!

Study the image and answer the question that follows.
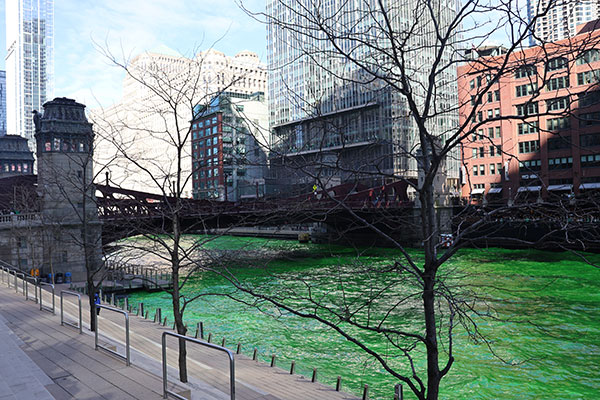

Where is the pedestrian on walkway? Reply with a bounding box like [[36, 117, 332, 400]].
[[94, 293, 101, 315]]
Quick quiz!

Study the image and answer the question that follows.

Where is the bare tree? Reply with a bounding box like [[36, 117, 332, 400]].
[[91, 45, 269, 382], [181, 1, 600, 399]]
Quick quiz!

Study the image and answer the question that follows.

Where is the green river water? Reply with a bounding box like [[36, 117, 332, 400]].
[[126, 236, 600, 399]]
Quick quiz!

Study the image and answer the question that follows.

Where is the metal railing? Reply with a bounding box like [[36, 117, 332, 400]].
[[161, 331, 235, 400], [1, 266, 8, 284], [25, 276, 39, 303], [60, 290, 82, 334], [39, 282, 56, 314], [14, 272, 25, 294], [95, 305, 130, 366]]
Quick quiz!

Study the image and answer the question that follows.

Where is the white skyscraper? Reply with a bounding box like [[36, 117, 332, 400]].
[[529, 0, 599, 45], [266, 0, 460, 193], [5, 0, 54, 147], [93, 48, 267, 196]]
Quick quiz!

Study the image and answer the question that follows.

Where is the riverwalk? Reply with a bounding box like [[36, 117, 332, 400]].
[[0, 281, 358, 399]]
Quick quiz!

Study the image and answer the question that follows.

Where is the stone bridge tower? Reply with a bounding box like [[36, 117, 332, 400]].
[[34, 97, 102, 281]]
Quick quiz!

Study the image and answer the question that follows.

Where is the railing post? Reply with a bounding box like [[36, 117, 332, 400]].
[[394, 384, 403, 400], [60, 290, 82, 334], [161, 332, 235, 400], [95, 304, 130, 366]]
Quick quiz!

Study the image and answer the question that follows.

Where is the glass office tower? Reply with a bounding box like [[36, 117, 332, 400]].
[[5, 0, 54, 148]]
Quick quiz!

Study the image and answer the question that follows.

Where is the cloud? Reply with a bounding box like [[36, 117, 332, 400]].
[[52, 0, 266, 107]]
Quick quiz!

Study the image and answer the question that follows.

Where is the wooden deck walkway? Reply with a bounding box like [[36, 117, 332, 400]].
[[0, 280, 358, 400]]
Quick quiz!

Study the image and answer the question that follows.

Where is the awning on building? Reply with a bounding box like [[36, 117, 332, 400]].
[[488, 187, 502, 194], [547, 184, 573, 191], [579, 182, 600, 190], [517, 186, 541, 193], [471, 188, 485, 195]]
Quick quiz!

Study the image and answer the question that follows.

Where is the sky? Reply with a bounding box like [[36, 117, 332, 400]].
[[0, 0, 266, 108]]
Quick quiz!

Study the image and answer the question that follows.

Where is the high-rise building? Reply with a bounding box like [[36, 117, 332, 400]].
[[458, 23, 600, 203], [191, 92, 269, 201], [93, 48, 267, 196], [0, 71, 6, 136], [266, 0, 460, 197], [5, 0, 54, 149], [528, 0, 599, 45]]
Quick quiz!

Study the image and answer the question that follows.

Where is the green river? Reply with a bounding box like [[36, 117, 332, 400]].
[[125, 236, 600, 399]]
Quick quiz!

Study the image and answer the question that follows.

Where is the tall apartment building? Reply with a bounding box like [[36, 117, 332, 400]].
[[0, 71, 6, 136], [266, 0, 460, 196], [5, 0, 54, 149], [458, 21, 600, 203], [191, 92, 269, 200], [529, 0, 599, 45], [93, 49, 266, 196]]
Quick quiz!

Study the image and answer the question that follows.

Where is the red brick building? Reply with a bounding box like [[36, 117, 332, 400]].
[[458, 21, 600, 203]]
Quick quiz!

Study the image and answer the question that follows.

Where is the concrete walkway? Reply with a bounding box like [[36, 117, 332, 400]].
[[0, 314, 54, 400], [0, 284, 185, 399], [0, 280, 358, 400]]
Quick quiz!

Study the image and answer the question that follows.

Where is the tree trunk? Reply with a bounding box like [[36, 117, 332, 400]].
[[87, 280, 97, 332], [171, 270, 188, 383], [423, 274, 440, 400]]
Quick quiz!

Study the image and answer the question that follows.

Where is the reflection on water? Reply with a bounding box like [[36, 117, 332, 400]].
[[126, 236, 600, 400]]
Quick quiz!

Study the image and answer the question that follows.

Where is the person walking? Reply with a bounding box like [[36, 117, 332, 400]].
[[94, 293, 101, 315]]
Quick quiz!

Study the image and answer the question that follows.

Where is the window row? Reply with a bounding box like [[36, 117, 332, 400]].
[[519, 140, 540, 153], [1, 162, 30, 173], [519, 159, 541, 171], [472, 126, 501, 141], [581, 154, 600, 167], [471, 144, 502, 158], [192, 126, 219, 139], [192, 116, 218, 130], [195, 179, 220, 190], [472, 163, 503, 176], [42, 138, 89, 153], [194, 168, 221, 178]]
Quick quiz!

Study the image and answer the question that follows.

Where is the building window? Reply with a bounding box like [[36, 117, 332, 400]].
[[515, 65, 537, 79], [580, 133, 600, 147], [546, 96, 569, 111], [548, 157, 573, 169], [473, 165, 478, 176], [580, 112, 600, 126], [518, 121, 539, 135], [581, 154, 600, 167], [490, 163, 496, 174], [479, 165, 485, 175], [516, 102, 538, 116], [576, 49, 600, 65], [515, 83, 537, 97], [472, 148, 478, 159], [546, 57, 568, 71], [548, 136, 572, 150], [494, 90, 500, 102], [577, 69, 600, 85], [578, 91, 600, 108], [545, 76, 569, 91], [479, 147, 485, 158], [519, 140, 540, 153], [488, 127, 494, 138], [519, 159, 541, 171], [547, 117, 570, 131], [495, 126, 501, 137]]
